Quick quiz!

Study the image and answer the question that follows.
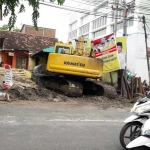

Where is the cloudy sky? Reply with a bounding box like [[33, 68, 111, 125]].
[[0, 0, 76, 42]]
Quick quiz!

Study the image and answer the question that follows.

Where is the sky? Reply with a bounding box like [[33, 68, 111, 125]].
[[0, 0, 74, 43]]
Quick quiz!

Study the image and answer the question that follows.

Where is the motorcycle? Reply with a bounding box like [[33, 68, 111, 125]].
[[119, 97, 150, 149], [126, 118, 150, 150]]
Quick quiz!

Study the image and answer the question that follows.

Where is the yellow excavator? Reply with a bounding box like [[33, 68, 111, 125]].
[[33, 36, 115, 97]]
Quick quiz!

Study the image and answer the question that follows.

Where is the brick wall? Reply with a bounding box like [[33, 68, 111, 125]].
[[21, 25, 56, 38]]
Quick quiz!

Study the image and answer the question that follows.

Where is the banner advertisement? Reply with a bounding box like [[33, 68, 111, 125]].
[[68, 34, 127, 73], [93, 33, 120, 73], [116, 36, 127, 69], [2, 64, 13, 89]]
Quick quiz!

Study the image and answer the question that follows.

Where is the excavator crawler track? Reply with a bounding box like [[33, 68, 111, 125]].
[[46, 78, 83, 97], [83, 79, 118, 99], [32, 75, 117, 98], [35, 76, 83, 97]]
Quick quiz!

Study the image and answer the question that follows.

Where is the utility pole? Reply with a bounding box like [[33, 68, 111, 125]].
[[112, 0, 119, 36], [122, 0, 127, 36], [0, 3, 2, 20], [143, 15, 150, 86]]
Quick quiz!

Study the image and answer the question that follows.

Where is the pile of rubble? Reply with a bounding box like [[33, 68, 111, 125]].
[[0, 68, 128, 103], [0, 68, 66, 102]]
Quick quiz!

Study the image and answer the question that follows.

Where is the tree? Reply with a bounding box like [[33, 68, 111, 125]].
[[0, 24, 9, 30], [0, 0, 65, 30], [0, 24, 20, 32]]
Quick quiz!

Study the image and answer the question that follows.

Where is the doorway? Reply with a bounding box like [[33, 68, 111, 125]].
[[16, 55, 28, 69]]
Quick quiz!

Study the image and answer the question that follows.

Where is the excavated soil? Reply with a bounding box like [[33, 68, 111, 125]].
[[0, 68, 133, 108], [5, 85, 133, 109]]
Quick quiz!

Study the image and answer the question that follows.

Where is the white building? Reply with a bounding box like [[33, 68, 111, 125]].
[[68, 0, 150, 83]]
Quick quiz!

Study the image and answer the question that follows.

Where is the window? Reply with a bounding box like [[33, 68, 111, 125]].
[[69, 22, 77, 32], [94, 28, 106, 38], [68, 30, 77, 39], [81, 15, 89, 25], [93, 16, 107, 30], [56, 46, 70, 54], [16, 56, 28, 69], [79, 23, 90, 35]]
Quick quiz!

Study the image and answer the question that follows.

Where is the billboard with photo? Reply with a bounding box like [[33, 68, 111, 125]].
[[93, 33, 120, 73]]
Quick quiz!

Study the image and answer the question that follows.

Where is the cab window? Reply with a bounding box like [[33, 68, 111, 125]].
[[55, 46, 70, 54]]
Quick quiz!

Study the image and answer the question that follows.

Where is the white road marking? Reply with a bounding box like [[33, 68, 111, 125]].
[[46, 119, 123, 122], [0, 118, 123, 125]]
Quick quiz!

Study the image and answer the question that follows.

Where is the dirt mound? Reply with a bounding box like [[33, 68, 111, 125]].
[[7, 85, 68, 102], [0, 68, 131, 105]]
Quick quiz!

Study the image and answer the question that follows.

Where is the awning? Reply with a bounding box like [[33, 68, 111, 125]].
[[43, 46, 54, 53]]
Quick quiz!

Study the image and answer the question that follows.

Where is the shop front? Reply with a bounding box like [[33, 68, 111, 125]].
[[0, 50, 29, 69]]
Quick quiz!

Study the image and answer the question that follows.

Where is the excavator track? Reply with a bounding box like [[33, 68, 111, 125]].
[[34, 76, 83, 97], [46, 78, 83, 97], [32, 74, 117, 98], [83, 79, 118, 99]]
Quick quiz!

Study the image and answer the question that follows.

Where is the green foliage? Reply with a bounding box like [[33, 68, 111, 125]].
[[0, 24, 9, 30], [0, 24, 20, 32], [13, 27, 20, 32], [0, 0, 65, 30]]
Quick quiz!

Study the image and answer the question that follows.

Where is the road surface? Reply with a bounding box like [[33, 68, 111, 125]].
[[0, 100, 131, 150]]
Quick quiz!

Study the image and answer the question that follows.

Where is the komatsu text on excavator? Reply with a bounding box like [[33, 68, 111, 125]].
[[33, 36, 112, 97]]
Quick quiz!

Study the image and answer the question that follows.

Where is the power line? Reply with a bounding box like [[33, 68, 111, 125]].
[[39, 1, 150, 18], [41, 0, 150, 18], [39, 1, 143, 22], [71, 0, 111, 9]]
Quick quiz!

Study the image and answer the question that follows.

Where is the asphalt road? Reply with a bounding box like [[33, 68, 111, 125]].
[[0, 100, 131, 150]]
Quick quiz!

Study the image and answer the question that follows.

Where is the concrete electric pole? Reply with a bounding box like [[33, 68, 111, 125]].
[[122, 0, 127, 36], [114, 0, 119, 36], [0, 3, 2, 20], [142, 16, 150, 86], [112, 0, 135, 36]]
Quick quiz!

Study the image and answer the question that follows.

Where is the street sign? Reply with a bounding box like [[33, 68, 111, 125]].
[[2, 64, 13, 89]]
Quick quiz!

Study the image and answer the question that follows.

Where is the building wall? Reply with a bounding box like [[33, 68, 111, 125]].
[[126, 33, 150, 82], [21, 25, 56, 38], [68, 0, 150, 83]]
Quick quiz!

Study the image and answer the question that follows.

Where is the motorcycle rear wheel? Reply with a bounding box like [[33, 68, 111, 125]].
[[119, 122, 142, 150]]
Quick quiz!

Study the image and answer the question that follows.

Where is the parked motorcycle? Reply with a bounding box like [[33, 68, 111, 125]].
[[119, 97, 150, 149], [126, 118, 150, 150]]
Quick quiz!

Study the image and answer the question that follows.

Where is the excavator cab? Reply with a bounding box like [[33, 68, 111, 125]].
[[54, 43, 73, 55]]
